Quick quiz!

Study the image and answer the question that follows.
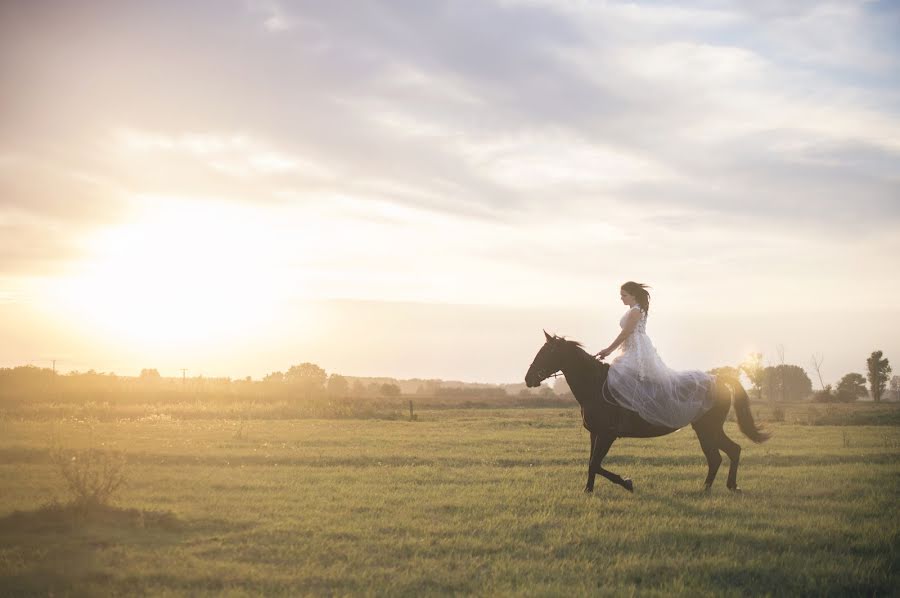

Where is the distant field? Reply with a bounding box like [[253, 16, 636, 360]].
[[1, 406, 898, 596], [3, 391, 899, 426]]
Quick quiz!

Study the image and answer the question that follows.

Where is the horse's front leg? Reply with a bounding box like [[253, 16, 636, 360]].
[[588, 432, 633, 493], [585, 432, 621, 493], [585, 432, 598, 493]]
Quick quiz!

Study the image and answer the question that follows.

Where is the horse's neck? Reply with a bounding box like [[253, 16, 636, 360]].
[[562, 347, 606, 404]]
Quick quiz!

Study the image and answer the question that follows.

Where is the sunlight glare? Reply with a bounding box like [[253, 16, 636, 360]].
[[47, 197, 292, 351]]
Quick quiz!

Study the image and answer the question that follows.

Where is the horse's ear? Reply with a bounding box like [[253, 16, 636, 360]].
[[543, 329, 553, 342]]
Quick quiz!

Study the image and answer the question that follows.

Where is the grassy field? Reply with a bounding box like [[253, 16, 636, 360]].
[[1, 406, 898, 596]]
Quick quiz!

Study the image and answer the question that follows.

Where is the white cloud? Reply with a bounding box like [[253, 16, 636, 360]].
[[245, 0, 293, 32], [382, 63, 485, 106], [113, 128, 332, 178], [455, 128, 680, 190]]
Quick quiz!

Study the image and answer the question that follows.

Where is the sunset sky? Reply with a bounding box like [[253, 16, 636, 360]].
[[2, 0, 898, 385]]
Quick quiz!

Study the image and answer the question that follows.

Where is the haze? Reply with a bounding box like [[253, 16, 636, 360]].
[[2, 0, 898, 385]]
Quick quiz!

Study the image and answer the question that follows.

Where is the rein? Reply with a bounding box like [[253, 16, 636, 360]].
[[539, 349, 606, 382]]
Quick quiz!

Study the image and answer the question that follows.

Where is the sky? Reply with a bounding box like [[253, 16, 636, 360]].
[[1, 0, 898, 385]]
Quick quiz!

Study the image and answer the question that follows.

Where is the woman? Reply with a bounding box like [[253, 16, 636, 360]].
[[595, 281, 713, 429]]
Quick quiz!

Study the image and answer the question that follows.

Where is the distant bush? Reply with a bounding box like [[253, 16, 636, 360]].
[[836, 374, 867, 402], [761, 364, 812, 402], [50, 438, 127, 508], [812, 383, 862, 403], [770, 405, 785, 422], [436, 387, 508, 399], [812, 386, 837, 403]]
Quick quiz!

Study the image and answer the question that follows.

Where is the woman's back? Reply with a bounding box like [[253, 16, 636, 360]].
[[604, 291, 714, 429]]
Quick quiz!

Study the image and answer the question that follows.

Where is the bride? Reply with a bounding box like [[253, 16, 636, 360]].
[[595, 281, 713, 429]]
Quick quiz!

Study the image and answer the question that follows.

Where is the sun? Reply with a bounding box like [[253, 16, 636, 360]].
[[44, 197, 290, 352]]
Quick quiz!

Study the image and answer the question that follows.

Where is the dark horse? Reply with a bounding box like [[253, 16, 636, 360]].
[[525, 331, 769, 494]]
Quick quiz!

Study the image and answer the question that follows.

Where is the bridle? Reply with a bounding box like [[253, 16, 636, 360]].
[[531, 341, 568, 383], [532, 339, 604, 383]]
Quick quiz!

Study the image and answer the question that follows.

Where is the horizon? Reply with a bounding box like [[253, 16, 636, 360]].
[[4, 298, 896, 387], [2, 1, 899, 388]]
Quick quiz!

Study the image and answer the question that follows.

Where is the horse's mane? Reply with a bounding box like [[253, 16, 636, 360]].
[[550, 334, 608, 373], [553, 334, 584, 350], [550, 334, 583, 348]]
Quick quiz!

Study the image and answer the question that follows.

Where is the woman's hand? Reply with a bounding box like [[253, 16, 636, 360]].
[[595, 347, 613, 360]]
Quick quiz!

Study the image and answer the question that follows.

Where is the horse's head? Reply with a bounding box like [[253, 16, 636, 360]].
[[525, 330, 573, 387]]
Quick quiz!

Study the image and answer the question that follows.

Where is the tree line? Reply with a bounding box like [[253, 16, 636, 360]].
[[708, 349, 895, 403], [0, 362, 559, 402], [1, 350, 895, 404]]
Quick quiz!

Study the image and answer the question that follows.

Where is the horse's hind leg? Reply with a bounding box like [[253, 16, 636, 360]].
[[696, 430, 723, 491], [718, 432, 742, 491]]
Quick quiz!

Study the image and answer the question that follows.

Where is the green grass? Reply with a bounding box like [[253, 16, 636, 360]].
[[1, 408, 898, 596]]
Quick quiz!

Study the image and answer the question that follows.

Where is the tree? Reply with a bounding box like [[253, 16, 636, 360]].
[[379, 383, 401, 397], [761, 365, 812, 402], [138, 369, 161, 388], [708, 366, 740, 379], [810, 353, 826, 390], [740, 353, 765, 401], [812, 384, 835, 403], [327, 374, 349, 397], [866, 351, 891, 403], [263, 371, 284, 384], [285, 363, 327, 397], [775, 344, 786, 402], [554, 377, 573, 397], [836, 373, 867, 402], [414, 380, 441, 396]]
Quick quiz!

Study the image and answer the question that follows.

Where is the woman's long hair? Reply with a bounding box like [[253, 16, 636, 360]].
[[621, 281, 651, 315]]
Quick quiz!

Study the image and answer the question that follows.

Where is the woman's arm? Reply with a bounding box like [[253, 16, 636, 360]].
[[595, 309, 641, 359]]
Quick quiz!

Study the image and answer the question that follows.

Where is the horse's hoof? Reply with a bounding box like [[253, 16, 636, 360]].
[[583, 486, 594, 494], [728, 486, 742, 493], [703, 484, 713, 494], [622, 478, 634, 493]]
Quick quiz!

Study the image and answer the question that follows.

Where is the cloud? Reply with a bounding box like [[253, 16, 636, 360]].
[[2, 0, 898, 383], [229, 0, 897, 234], [2, 0, 899, 286], [0, 153, 129, 276], [113, 128, 330, 178], [8, 0, 895, 231]]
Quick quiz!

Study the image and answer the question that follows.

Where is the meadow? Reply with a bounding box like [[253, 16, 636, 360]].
[[1, 404, 898, 596]]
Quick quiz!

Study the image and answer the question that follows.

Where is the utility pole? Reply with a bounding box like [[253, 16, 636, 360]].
[[181, 368, 187, 385], [52, 360, 56, 374]]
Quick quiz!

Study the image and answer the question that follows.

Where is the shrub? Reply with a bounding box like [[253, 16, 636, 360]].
[[770, 405, 785, 422], [812, 386, 836, 403], [805, 405, 821, 425], [50, 441, 127, 508]]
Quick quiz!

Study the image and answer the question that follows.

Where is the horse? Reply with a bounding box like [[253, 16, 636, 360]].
[[524, 331, 769, 494]]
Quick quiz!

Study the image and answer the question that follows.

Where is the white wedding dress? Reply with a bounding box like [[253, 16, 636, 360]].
[[605, 304, 714, 429]]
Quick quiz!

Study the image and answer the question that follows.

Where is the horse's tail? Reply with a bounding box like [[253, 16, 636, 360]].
[[723, 376, 770, 443]]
